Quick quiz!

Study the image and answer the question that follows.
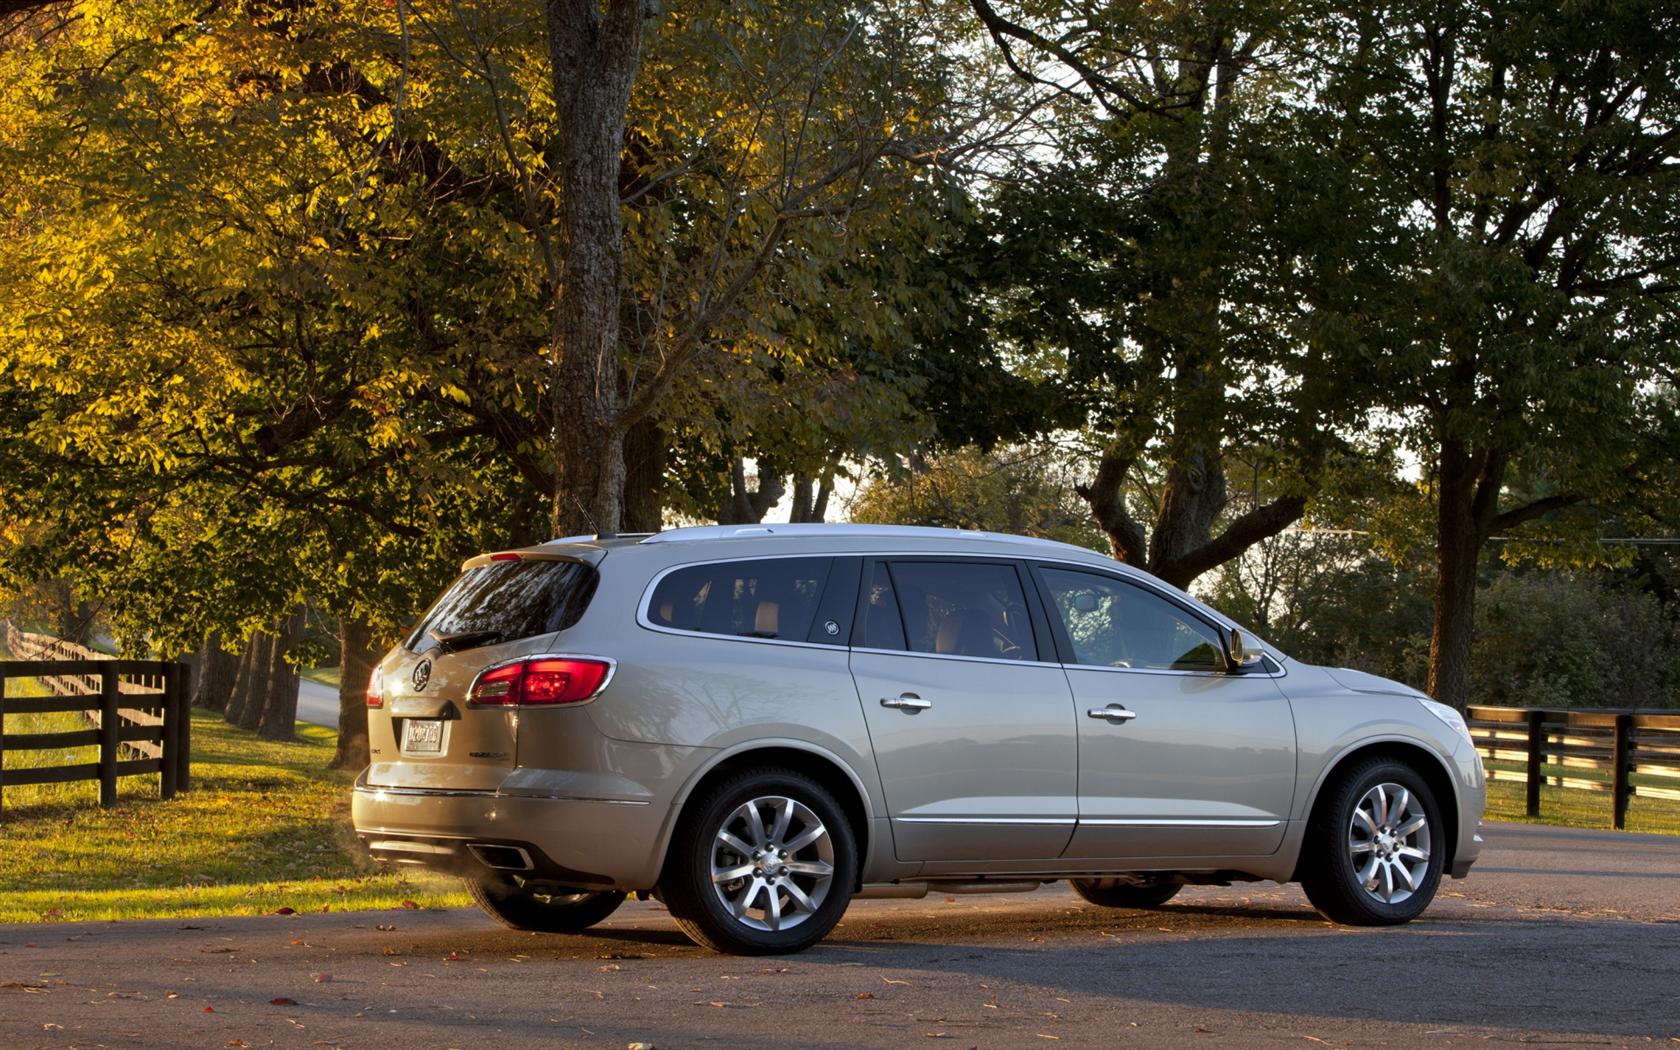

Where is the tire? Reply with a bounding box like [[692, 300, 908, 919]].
[[661, 768, 857, 955], [465, 873, 625, 933], [1300, 757, 1445, 926], [1070, 878, 1181, 909]]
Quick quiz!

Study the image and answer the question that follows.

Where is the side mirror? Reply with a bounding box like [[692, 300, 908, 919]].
[[1226, 628, 1265, 673]]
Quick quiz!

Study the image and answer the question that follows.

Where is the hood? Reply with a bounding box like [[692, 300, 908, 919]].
[[1324, 667, 1427, 700]]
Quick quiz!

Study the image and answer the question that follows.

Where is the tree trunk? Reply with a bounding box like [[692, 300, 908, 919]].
[[331, 617, 377, 769], [224, 633, 263, 727], [620, 416, 666, 533], [544, 0, 648, 537], [234, 630, 272, 731], [719, 458, 784, 524], [192, 634, 240, 712], [255, 610, 303, 741], [1425, 439, 1503, 710]]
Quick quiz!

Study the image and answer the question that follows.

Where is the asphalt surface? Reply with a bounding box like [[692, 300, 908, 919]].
[[2, 822, 1677, 1049], [295, 680, 338, 729]]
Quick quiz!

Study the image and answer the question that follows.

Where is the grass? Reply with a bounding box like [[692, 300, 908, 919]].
[[1483, 764, 1680, 836], [300, 666, 341, 689], [0, 705, 467, 924]]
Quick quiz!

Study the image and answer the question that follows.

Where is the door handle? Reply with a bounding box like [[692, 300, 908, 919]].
[[880, 693, 931, 712], [1087, 704, 1138, 723]]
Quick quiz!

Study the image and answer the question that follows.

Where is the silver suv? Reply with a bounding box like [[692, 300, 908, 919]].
[[352, 525, 1484, 954]]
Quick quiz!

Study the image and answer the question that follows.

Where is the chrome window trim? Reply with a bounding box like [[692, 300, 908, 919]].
[[463, 653, 618, 708], [632, 549, 1287, 678]]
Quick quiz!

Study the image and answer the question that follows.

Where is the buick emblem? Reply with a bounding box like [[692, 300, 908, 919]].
[[411, 658, 432, 692]]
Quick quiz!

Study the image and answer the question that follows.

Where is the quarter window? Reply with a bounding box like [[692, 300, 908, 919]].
[[887, 561, 1036, 661], [647, 558, 831, 641], [1039, 567, 1226, 672]]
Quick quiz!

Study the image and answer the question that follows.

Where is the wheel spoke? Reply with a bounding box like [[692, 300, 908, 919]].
[[783, 823, 826, 853], [1348, 835, 1374, 855], [731, 877, 765, 918], [717, 830, 755, 857], [740, 802, 770, 847], [1358, 856, 1380, 888], [1393, 861, 1417, 891], [787, 858, 833, 877], [1390, 787, 1411, 824], [1372, 784, 1390, 825], [764, 886, 783, 931], [769, 798, 794, 845], [1395, 814, 1427, 838], [1380, 859, 1395, 900], [782, 879, 815, 914], [1351, 809, 1377, 836], [1397, 845, 1428, 862], [712, 863, 754, 884]]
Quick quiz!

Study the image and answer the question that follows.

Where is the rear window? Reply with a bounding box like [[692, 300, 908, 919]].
[[405, 559, 599, 653], [646, 557, 831, 641]]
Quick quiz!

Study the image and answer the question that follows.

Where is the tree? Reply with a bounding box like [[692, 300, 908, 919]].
[[962, 0, 1368, 589], [1312, 0, 1680, 707]]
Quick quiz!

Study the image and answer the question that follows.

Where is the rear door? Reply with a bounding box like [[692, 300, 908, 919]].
[[364, 554, 599, 791], [850, 558, 1078, 862]]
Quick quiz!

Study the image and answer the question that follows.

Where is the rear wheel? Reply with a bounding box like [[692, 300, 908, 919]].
[[661, 768, 857, 955], [1300, 758, 1444, 926], [465, 873, 625, 933], [1070, 878, 1181, 909]]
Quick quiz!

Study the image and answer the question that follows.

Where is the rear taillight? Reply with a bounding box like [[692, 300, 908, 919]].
[[366, 663, 384, 708], [470, 657, 612, 706]]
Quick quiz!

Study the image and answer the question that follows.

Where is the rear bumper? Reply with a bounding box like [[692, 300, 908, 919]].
[[350, 772, 670, 891]]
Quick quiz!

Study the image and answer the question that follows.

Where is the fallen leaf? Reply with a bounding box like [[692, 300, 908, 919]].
[[883, 977, 911, 986], [228, 1041, 249, 1047], [854, 992, 875, 1000], [382, 947, 400, 956], [42, 1023, 63, 1031], [310, 973, 332, 983], [274, 907, 296, 916], [1036, 1036, 1060, 1042], [271, 997, 298, 1006], [400, 900, 420, 910], [202, 1006, 216, 1013], [376, 924, 397, 932]]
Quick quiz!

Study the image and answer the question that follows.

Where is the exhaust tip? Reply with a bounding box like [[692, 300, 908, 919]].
[[468, 843, 535, 872]]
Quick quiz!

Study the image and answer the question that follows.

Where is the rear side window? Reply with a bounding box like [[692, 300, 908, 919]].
[[887, 561, 1036, 661], [646, 558, 831, 641], [405, 559, 599, 653]]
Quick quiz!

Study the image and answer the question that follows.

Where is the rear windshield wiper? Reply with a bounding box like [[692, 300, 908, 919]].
[[428, 628, 504, 654]]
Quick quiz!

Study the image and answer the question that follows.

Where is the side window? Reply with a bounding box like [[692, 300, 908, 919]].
[[1039, 567, 1226, 672], [857, 560, 908, 650], [647, 557, 830, 641], [888, 561, 1035, 661]]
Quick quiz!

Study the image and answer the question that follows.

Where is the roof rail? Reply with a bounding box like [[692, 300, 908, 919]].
[[637, 523, 1100, 555]]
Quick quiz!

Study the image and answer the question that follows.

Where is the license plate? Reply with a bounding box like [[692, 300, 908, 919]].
[[401, 719, 444, 753]]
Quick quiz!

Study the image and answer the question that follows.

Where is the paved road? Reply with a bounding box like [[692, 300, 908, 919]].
[[296, 680, 338, 729], [3, 822, 1677, 1049]]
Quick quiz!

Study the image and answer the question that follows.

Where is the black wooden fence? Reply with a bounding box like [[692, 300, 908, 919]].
[[0, 660, 192, 809], [1468, 704, 1680, 829]]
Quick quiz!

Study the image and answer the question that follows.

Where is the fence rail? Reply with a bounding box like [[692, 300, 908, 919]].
[[1468, 704, 1680, 829], [0, 655, 192, 809]]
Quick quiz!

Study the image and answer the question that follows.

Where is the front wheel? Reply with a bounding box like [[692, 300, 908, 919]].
[[1070, 878, 1181, 909], [465, 873, 625, 933], [661, 768, 857, 955], [1300, 758, 1444, 926]]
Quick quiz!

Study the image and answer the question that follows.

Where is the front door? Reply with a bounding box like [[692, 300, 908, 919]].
[[851, 559, 1078, 862], [1031, 564, 1298, 861]]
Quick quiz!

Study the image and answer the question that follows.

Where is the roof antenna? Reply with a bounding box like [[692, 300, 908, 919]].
[[570, 494, 613, 540]]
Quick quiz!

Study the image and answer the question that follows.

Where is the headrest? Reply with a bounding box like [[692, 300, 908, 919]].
[[754, 600, 780, 637]]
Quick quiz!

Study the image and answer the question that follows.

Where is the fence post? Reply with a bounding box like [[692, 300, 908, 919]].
[[98, 666, 119, 807], [160, 664, 179, 801], [1611, 713, 1632, 831], [1, 665, 8, 811], [1524, 709, 1544, 818]]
